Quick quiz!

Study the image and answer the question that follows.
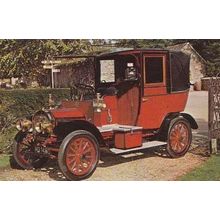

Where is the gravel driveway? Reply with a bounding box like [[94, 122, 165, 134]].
[[0, 91, 209, 181]]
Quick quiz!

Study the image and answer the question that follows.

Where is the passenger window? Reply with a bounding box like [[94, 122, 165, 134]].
[[100, 60, 115, 83], [145, 57, 164, 84]]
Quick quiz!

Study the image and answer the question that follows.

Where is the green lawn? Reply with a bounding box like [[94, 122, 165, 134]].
[[0, 154, 10, 168], [180, 154, 220, 181], [0, 127, 17, 153], [0, 127, 16, 169]]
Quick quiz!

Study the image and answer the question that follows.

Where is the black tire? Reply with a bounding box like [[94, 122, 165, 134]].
[[9, 156, 23, 169], [12, 133, 48, 170], [166, 117, 192, 158], [58, 130, 100, 181]]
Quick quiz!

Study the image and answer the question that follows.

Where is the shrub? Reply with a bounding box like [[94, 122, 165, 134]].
[[0, 88, 70, 119], [0, 88, 70, 151]]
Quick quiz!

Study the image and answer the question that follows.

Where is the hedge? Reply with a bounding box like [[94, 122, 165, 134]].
[[0, 88, 70, 152]]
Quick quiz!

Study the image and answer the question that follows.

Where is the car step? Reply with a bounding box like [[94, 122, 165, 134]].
[[110, 141, 167, 154]]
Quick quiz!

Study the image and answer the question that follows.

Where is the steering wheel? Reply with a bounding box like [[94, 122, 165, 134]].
[[70, 83, 95, 101]]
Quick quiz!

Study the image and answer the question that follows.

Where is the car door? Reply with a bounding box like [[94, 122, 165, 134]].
[[137, 53, 168, 129]]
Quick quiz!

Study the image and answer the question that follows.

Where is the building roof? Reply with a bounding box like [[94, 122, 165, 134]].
[[167, 42, 206, 63]]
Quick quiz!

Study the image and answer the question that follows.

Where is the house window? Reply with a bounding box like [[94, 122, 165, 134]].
[[144, 56, 164, 84]]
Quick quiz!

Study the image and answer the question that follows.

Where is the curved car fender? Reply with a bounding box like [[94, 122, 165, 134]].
[[14, 131, 27, 143], [54, 120, 105, 147], [180, 113, 198, 129], [159, 112, 198, 141]]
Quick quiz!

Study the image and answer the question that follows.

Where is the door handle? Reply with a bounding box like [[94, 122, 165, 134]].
[[142, 97, 149, 102]]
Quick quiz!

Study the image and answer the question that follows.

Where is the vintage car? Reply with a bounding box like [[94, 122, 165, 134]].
[[13, 48, 198, 180]]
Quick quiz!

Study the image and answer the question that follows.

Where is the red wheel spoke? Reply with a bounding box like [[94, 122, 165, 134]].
[[65, 135, 97, 176], [66, 156, 76, 165], [82, 141, 89, 151], [69, 161, 77, 171], [68, 147, 76, 154], [79, 139, 84, 148], [174, 142, 178, 150], [67, 152, 76, 158], [169, 122, 190, 154], [83, 147, 92, 154]]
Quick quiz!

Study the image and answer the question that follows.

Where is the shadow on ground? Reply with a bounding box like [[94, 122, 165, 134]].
[[24, 145, 210, 181], [8, 118, 210, 181], [20, 148, 162, 181]]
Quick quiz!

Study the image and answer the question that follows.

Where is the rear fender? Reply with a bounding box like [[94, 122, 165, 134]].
[[180, 113, 198, 129], [159, 112, 198, 141]]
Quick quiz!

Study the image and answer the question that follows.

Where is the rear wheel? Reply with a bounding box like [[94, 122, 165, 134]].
[[12, 132, 48, 169], [58, 130, 100, 181], [166, 117, 192, 158]]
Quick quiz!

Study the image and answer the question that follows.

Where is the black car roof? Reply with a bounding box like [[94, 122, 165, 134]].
[[55, 48, 172, 59], [97, 47, 170, 57]]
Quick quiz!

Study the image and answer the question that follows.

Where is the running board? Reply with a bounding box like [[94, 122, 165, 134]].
[[110, 141, 167, 154]]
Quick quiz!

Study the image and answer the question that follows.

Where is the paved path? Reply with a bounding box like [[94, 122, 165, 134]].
[[185, 91, 208, 135]]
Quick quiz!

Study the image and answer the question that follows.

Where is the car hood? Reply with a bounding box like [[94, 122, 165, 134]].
[[50, 100, 93, 120], [50, 108, 85, 119]]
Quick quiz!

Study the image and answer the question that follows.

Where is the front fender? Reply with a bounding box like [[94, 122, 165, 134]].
[[54, 120, 105, 147], [14, 131, 27, 143]]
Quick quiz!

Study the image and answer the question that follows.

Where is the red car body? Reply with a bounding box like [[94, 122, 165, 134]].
[[13, 48, 198, 180]]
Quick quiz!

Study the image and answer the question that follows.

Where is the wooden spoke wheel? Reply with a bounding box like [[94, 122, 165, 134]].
[[13, 132, 48, 169], [166, 118, 192, 158], [58, 130, 100, 181]]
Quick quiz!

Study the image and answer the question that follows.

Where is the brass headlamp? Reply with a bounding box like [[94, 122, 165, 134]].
[[15, 111, 55, 134], [34, 121, 54, 134], [16, 119, 33, 132], [33, 110, 55, 134]]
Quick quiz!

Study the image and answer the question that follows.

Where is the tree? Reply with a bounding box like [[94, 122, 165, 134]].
[[115, 39, 173, 48], [1, 39, 220, 80], [0, 39, 93, 81]]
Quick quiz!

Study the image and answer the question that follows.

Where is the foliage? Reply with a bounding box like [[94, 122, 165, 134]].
[[0, 154, 10, 168], [116, 39, 173, 48], [1, 39, 220, 81], [180, 154, 220, 181], [0, 88, 70, 151], [0, 88, 70, 118], [0, 40, 93, 82], [0, 127, 17, 153]]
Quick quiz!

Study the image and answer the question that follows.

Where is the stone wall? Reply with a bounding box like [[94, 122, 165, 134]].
[[180, 44, 206, 86], [201, 77, 220, 91], [201, 77, 210, 91]]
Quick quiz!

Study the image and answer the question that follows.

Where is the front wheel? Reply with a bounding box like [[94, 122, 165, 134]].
[[58, 130, 100, 181], [166, 117, 192, 158], [12, 132, 48, 169]]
